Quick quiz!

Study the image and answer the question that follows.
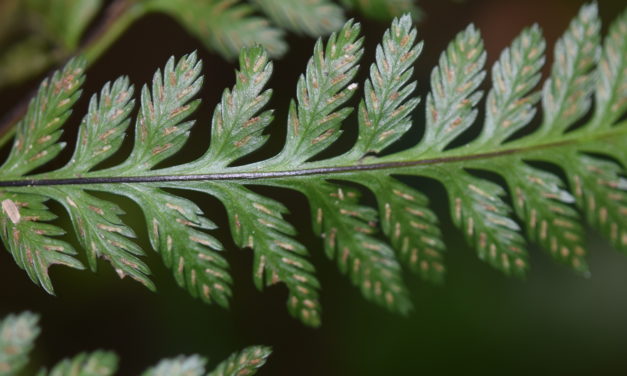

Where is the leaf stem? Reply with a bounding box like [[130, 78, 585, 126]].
[[0, 125, 624, 187]]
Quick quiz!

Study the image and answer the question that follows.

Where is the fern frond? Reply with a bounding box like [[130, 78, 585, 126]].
[[252, 0, 344, 36], [569, 155, 627, 252], [195, 181, 322, 326], [538, 3, 600, 137], [185, 46, 274, 170], [475, 24, 545, 146], [0, 313, 271, 376], [149, 0, 287, 59], [1, 57, 85, 177], [410, 23, 486, 154], [1, 5, 626, 327], [141, 355, 206, 376], [341, 0, 421, 22], [296, 180, 412, 313], [590, 8, 627, 129], [0, 192, 83, 293], [273, 20, 363, 165], [38, 351, 118, 376], [142, 346, 270, 376], [26, 0, 103, 50], [365, 175, 445, 283], [207, 346, 271, 376], [354, 15, 422, 155], [112, 52, 203, 173], [40, 186, 152, 288], [118, 184, 230, 306], [0, 312, 39, 376]]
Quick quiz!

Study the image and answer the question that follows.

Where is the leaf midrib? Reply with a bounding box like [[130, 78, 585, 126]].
[[0, 124, 624, 187]]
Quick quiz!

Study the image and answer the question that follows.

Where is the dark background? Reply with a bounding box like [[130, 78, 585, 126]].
[[1, 0, 627, 374]]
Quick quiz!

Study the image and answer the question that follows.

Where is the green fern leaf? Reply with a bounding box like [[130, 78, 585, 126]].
[[117, 184, 230, 306], [365, 175, 445, 283], [252, 0, 344, 37], [409, 23, 486, 154], [207, 346, 271, 376], [0, 312, 271, 376], [590, 8, 627, 129], [354, 15, 422, 155], [538, 3, 600, 137], [150, 0, 287, 59], [111, 53, 202, 173], [296, 179, 412, 313], [341, 0, 421, 22], [38, 351, 118, 376], [182, 46, 274, 170], [0, 57, 85, 177], [141, 346, 270, 376], [0, 192, 83, 293], [1, 6, 626, 327], [272, 20, 363, 165], [191, 181, 322, 326], [141, 355, 206, 376], [0, 312, 39, 376], [26, 0, 103, 50]]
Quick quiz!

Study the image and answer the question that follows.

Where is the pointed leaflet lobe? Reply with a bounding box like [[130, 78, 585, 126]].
[[61, 77, 135, 173], [354, 14, 422, 155], [113, 52, 203, 173], [0, 57, 85, 177], [408, 24, 486, 155], [503, 163, 588, 273], [473, 25, 545, 146], [42, 187, 153, 289], [450, 172, 528, 275], [182, 46, 274, 171], [538, 3, 600, 137], [589, 8, 627, 129], [567, 155, 627, 252], [275, 20, 363, 166]]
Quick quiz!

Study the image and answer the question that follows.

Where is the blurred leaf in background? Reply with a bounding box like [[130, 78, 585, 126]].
[[26, 0, 103, 50], [340, 0, 422, 21], [0, 0, 104, 88], [0, 0, 423, 90]]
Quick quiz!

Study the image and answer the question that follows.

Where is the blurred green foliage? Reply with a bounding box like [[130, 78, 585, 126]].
[[0, 0, 422, 91]]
